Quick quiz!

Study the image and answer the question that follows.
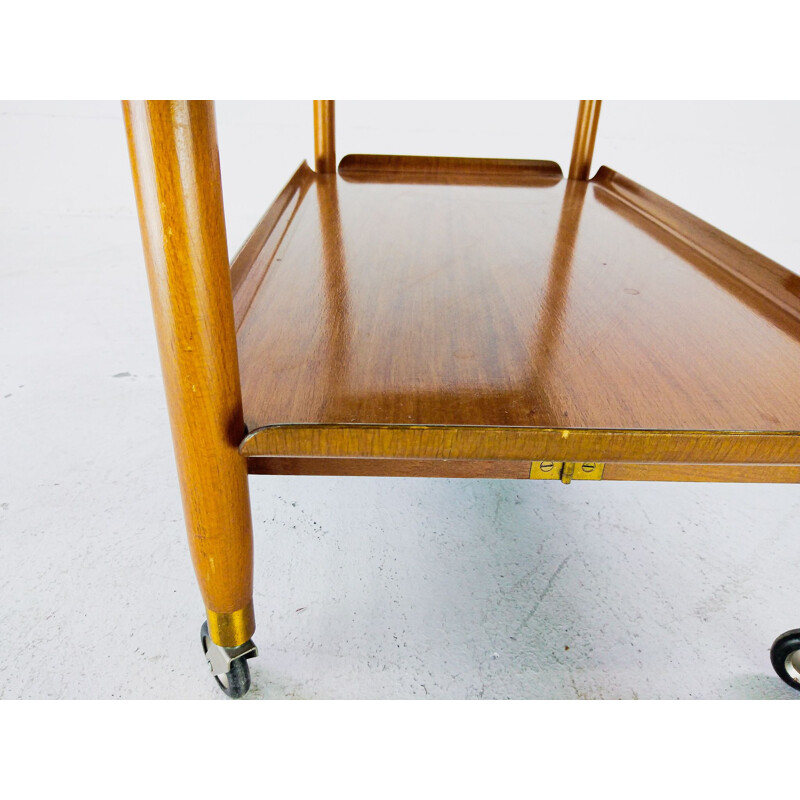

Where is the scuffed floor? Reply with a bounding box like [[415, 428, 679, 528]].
[[1, 102, 799, 699]]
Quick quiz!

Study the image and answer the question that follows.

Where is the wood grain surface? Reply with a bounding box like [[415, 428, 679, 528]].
[[124, 101, 255, 646], [242, 425, 800, 463], [247, 457, 800, 482], [339, 153, 563, 185], [233, 154, 800, 464], [247, 457, 532, 478], [603, 463, 800, 483]]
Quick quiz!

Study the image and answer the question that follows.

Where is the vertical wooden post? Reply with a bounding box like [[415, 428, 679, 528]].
[[568, 100, 602, 181], [313, 100, 336, 173], [123, 101, 255, 648]]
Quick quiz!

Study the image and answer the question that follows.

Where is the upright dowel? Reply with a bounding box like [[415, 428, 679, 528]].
[[568, 100, 602, 181], [313, 100, 336, 173]]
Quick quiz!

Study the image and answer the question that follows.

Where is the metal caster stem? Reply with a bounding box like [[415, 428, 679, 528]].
[[201, 621, 258, 699]]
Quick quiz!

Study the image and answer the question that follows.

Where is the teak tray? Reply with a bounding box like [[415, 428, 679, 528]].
[[232, 154, 800, 481]]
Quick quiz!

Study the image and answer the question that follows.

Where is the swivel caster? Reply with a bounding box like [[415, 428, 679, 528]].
[[200, 621, 258, 699], [770, 629, 800, 692]]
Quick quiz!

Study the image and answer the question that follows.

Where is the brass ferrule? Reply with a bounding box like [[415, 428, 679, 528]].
[[206, 601, 256, 648]]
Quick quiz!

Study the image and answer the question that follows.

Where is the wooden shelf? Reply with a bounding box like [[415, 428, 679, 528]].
[[231, 154, 800, 467]]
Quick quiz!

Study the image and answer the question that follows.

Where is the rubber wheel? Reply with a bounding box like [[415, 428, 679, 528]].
[[213, 657, 251, 699], [770, 629, 800, 691]]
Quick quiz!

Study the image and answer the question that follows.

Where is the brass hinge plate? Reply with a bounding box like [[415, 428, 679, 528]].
[[529, 461, 563, 480], [529, 461, 604, 483]]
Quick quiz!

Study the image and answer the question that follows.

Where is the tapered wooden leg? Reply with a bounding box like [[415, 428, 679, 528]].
[[123, 101, 255, 648]]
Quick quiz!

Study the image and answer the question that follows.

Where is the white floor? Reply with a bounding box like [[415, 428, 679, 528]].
[[1, 101, 799, 699]]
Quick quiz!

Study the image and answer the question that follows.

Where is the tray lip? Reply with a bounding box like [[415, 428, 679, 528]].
[[592, 165, 800, 325], [240, 422, 800, 465], [338, 153, 564, 184], [230, 160, 314, 296], [230, 160, 315, 330]]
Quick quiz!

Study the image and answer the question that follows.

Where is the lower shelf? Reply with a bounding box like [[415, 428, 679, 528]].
[[232, 153, 800, 470]]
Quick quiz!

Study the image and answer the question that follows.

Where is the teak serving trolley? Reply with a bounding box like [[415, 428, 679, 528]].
[[124, 100, 800, 698]]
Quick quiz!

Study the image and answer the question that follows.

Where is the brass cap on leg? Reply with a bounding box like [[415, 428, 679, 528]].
[[206, 601, 256, 648]]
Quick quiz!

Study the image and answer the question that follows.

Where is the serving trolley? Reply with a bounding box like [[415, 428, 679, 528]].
[[124, 100, 800, 697]]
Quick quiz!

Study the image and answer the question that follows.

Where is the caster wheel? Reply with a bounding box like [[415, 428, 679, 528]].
[[770, 629, 800, 691], [201, 622, 257, 699], [213, 656, 251, 699]]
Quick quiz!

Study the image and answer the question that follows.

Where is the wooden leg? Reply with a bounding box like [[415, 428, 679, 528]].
[[568, 100, 602, 181], [123, 101, 255, 648], [313, 100, 336, 173]]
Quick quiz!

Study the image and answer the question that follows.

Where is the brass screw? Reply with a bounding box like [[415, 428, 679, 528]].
[[582, 463, 596, 473], [540, 461, 554, 472]]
